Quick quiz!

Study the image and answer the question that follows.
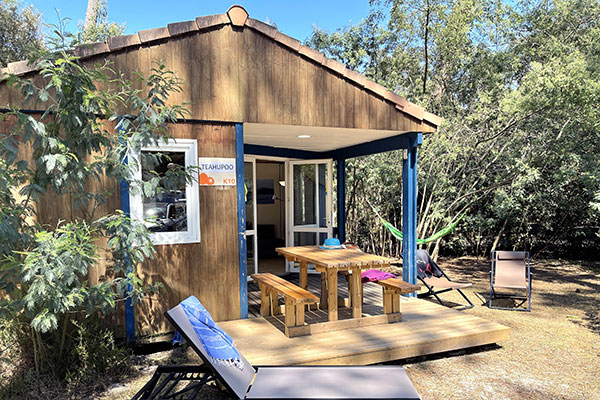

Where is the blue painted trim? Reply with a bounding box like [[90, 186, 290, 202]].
[[244, 144, 324, 160], [336, 158, 346, 242], [245, 133, 419, 161], [331, 132, 420, 159], [402, 132, 419, 296], [236, 124, 248, 319], [118, 135, 136, 343]]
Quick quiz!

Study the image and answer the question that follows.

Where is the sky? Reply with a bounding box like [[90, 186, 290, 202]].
[[26, 1, 373, 42]]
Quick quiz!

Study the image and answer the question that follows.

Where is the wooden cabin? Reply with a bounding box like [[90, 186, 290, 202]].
[[0, 5, 441, 339]]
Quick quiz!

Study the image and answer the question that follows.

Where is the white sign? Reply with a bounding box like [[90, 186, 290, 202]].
[[198, 157, 237, 186]]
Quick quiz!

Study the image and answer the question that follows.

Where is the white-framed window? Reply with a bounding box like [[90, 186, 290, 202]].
[[130, 138, 200, 245]]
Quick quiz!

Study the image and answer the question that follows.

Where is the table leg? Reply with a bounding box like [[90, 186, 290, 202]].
[[350, 268, 362, 319], [299, 261, 308, 290], [327, 268, 338, 321], [320, 272, 328, 309]]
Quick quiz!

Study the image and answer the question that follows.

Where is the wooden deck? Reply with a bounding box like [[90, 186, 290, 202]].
[[219, 273, 510, 365]]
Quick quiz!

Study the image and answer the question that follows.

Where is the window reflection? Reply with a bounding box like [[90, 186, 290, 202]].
[[141, 150, 188, 232], [293, 164, 316, 226]]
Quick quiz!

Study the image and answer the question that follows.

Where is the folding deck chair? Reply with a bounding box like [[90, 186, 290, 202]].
[[416, 250, 474, 309], [134, 296, 421, 400], [489, 251, 532, 311]]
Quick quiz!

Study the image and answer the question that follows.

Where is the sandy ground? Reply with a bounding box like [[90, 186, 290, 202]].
[[396, 257, 600, 400], [81, 258, 600, 399]]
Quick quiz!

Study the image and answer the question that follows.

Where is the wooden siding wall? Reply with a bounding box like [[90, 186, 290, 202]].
[[0, 115, 240, 336], [0, 24, 423, 132], [136, 122, 240, 335]]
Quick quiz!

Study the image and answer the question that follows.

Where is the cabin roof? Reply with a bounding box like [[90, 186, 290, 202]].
[[0, 5, 441, 129]]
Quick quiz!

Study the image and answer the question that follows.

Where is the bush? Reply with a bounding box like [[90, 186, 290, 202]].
[[65, 319, 131, 388], [0, 319, 30, 398], [0, 316, 133, 399]]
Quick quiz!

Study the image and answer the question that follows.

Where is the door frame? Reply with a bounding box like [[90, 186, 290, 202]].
[[246, 155, 289, 276], [243, 156, 258, 280], [285, 159, 334, 272]]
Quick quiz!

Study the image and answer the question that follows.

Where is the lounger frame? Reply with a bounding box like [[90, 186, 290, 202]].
[[133, 304, 421, 399], [489, 251, 532, 312], [418, 273, 474, 309], [132, 365, 216, 400]]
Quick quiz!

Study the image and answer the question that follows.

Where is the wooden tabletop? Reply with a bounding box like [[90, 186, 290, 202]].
[[276, 246, 400, 269]]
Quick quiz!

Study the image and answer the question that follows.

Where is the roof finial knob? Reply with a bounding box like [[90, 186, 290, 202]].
[[227, 5, 249, 27]]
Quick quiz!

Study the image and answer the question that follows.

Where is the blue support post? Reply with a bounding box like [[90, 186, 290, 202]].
[[402, 133, 422, 295], [118, 133, 136, 343], [120, 178, 135, 343], [235, 123, 248, 319], [336, 158, 346, 242]]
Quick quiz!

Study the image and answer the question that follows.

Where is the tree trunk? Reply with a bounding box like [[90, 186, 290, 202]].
[[84, 0, 100, 30], [422, 0, 430, 95], [489, 219, 507, 256]]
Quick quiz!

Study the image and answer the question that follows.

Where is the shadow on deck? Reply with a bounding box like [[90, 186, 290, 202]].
[[219, 273, 510, 365]]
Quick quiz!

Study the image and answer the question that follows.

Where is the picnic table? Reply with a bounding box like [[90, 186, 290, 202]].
[[276, 245, 407, 322]]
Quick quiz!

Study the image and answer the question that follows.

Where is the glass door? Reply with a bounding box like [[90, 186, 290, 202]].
[[286, 159, 333, 272], [244, 156, 258, 279]]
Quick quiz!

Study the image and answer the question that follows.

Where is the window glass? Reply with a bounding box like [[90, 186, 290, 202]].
[[294, 232, 316, 246], [244, 161, 254, 231], [130, 138, 200, 245], [318, 163, 327, 228], [293, 164, 316, 225], [141, 151, 188, 233]]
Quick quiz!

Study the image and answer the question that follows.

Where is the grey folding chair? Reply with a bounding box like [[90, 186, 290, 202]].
[[416, 250, 474, 309], [134, 300, 422, 399], [489, 251, 532, 311]]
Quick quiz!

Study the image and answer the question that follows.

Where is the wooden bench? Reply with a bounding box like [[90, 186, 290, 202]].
[[251, 273, 319, 337], [374, 278, 420, 315]]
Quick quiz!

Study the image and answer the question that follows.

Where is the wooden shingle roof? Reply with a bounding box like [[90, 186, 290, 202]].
[[0, 5, 440, 128]]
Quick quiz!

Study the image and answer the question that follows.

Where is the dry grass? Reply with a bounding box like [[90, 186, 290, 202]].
[[94, 257, 600, 400], [399, 257, 600, 400]]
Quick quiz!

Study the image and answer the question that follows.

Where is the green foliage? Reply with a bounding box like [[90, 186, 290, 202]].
[[17, 223, 96, 333], [65, 319, 131, 387], [0, 0, 45, 67], [311, 0, 600, 258], [0, 21, 190, 386], [78, 0, 126, 44]]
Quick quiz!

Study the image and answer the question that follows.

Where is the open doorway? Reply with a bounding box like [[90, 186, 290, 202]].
[[244, 157, 287, 277], [244, 157, 334, 278], [255, 160, 287, 274]]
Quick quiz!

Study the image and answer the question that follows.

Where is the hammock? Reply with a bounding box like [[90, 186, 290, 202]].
[[367, 200, 463, 245]]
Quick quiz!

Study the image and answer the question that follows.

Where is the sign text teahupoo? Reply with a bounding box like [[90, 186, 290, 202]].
[[198, 157, 237, 186]]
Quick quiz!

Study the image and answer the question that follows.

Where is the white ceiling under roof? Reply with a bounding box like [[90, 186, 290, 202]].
[[243, 123, 409, 153]]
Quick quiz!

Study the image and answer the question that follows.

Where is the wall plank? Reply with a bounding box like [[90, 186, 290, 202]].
[[136, 122, 240, 335]]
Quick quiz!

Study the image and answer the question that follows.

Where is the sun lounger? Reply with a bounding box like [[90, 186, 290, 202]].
[[416, 250, 474, 309], [489, 251, 531, 311], [133, 296, 421, 399]]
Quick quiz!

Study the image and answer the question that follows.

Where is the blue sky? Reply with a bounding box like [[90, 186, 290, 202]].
[[27, 1, 373, 42]]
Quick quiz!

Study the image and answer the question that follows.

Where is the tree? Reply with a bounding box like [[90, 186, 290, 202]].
[[79, 0, 125, 44], [308, 0, 600, 259], [84, 0, 100, 30], [0, 24, 191, 382], [0, 0, 45, 67]]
